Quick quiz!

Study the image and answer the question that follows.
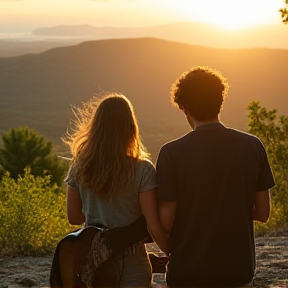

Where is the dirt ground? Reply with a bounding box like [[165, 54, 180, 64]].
[[0, 236, 287, 288]]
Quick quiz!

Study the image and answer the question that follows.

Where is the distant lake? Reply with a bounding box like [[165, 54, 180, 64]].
[[0, 32, 110, 42]]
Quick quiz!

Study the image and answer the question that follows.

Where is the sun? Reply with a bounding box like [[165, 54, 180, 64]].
[[197, 1, 270, 29], [168, 0, 283, 30], [203, 11, 261, 30]]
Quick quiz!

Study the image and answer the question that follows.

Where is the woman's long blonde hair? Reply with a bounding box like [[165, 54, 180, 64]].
[[63, 93, 149, 196]]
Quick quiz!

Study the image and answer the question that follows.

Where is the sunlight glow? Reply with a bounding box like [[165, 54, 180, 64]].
[[0, 0, 285, 32], [164, 0, 284, 29]]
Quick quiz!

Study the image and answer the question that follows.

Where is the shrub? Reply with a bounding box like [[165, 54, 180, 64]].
[[0, 169, 75, 256], [248, 101, 288, 234]]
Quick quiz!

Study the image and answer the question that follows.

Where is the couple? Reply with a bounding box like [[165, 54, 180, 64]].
[[63, 66, 275, 288]]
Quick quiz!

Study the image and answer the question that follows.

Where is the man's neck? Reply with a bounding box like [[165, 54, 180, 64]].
[[193, 117, 220, 129]]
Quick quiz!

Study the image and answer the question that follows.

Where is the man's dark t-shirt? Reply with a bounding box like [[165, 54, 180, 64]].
[[156, 123, 275, 287]]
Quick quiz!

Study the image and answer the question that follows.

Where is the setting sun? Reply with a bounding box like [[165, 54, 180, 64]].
[[0, 0, 285, 33], [164, 0, 285, 29]]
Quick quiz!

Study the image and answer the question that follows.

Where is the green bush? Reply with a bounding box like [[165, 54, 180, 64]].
[[0, 126, 68, 187], [0, 169, 75, 256], [248, 101, 288, 235]]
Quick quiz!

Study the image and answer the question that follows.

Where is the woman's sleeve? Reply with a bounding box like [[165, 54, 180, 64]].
[[139, 161, 157, 193], [64, 163, 80, 191]]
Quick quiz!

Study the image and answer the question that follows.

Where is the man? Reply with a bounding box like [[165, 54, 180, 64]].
[[156, 66, 275, 288]]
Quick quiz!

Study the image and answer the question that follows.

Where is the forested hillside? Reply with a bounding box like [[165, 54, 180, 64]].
[[0, 37, 287, 161]]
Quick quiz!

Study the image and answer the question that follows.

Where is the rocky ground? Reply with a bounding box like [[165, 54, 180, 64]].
[[0, 236, 287, 288], [253, 236, 288, 288]]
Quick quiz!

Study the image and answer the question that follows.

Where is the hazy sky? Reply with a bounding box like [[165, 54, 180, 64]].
[[0, 0, 285, 33]]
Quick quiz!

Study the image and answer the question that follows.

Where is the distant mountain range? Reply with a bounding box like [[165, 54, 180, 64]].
[[32, 22, 288, 49], [1, 22, 287, 58], [0, 38, 287, 161]]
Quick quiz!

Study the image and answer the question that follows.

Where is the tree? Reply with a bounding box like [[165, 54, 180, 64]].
[[279, 0, 288, 23], [247, 101, 288, 230], [0, 126, 67, 187]]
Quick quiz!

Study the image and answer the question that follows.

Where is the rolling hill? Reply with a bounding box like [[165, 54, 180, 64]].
[[32, 22, 288, 49], [1, 21, 288, 58], [0, 37, 287, 161]]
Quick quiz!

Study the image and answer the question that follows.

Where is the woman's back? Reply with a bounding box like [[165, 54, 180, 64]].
[[66, 159, 156, 228]]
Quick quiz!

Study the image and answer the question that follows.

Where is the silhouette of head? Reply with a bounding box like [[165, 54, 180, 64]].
[[90, 93, 141, 158], [171, 66, 229, 121]]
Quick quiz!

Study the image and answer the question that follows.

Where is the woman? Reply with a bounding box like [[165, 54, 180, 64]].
[[63, 93, 168, 287]]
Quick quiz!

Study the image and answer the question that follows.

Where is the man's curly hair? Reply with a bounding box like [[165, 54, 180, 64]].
[[171, 66, 229, 120]]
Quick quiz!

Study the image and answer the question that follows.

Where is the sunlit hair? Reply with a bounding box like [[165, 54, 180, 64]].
[[63, 93, 149, 196], [171, 66, 229, 120]]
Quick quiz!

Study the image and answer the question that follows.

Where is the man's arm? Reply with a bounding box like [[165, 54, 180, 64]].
[[253, 190, 271, 223], [158, 200, 177, 237], [66, 185, 85, 225]]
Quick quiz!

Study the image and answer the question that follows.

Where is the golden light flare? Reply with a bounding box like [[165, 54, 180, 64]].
[[0, 0, 285, 31], [164, 0, 285, 29]]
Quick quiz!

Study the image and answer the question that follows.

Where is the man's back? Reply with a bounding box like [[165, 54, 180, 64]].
[[156, 123, 274, 287]]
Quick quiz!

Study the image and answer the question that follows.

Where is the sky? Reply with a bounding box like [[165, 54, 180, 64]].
[[0, 0, 286, 33]]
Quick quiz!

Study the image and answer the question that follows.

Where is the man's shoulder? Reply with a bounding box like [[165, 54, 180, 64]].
[[162, 132, 192, 148], [223, 128, 267, 156], [226, 127, 262, 142]]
